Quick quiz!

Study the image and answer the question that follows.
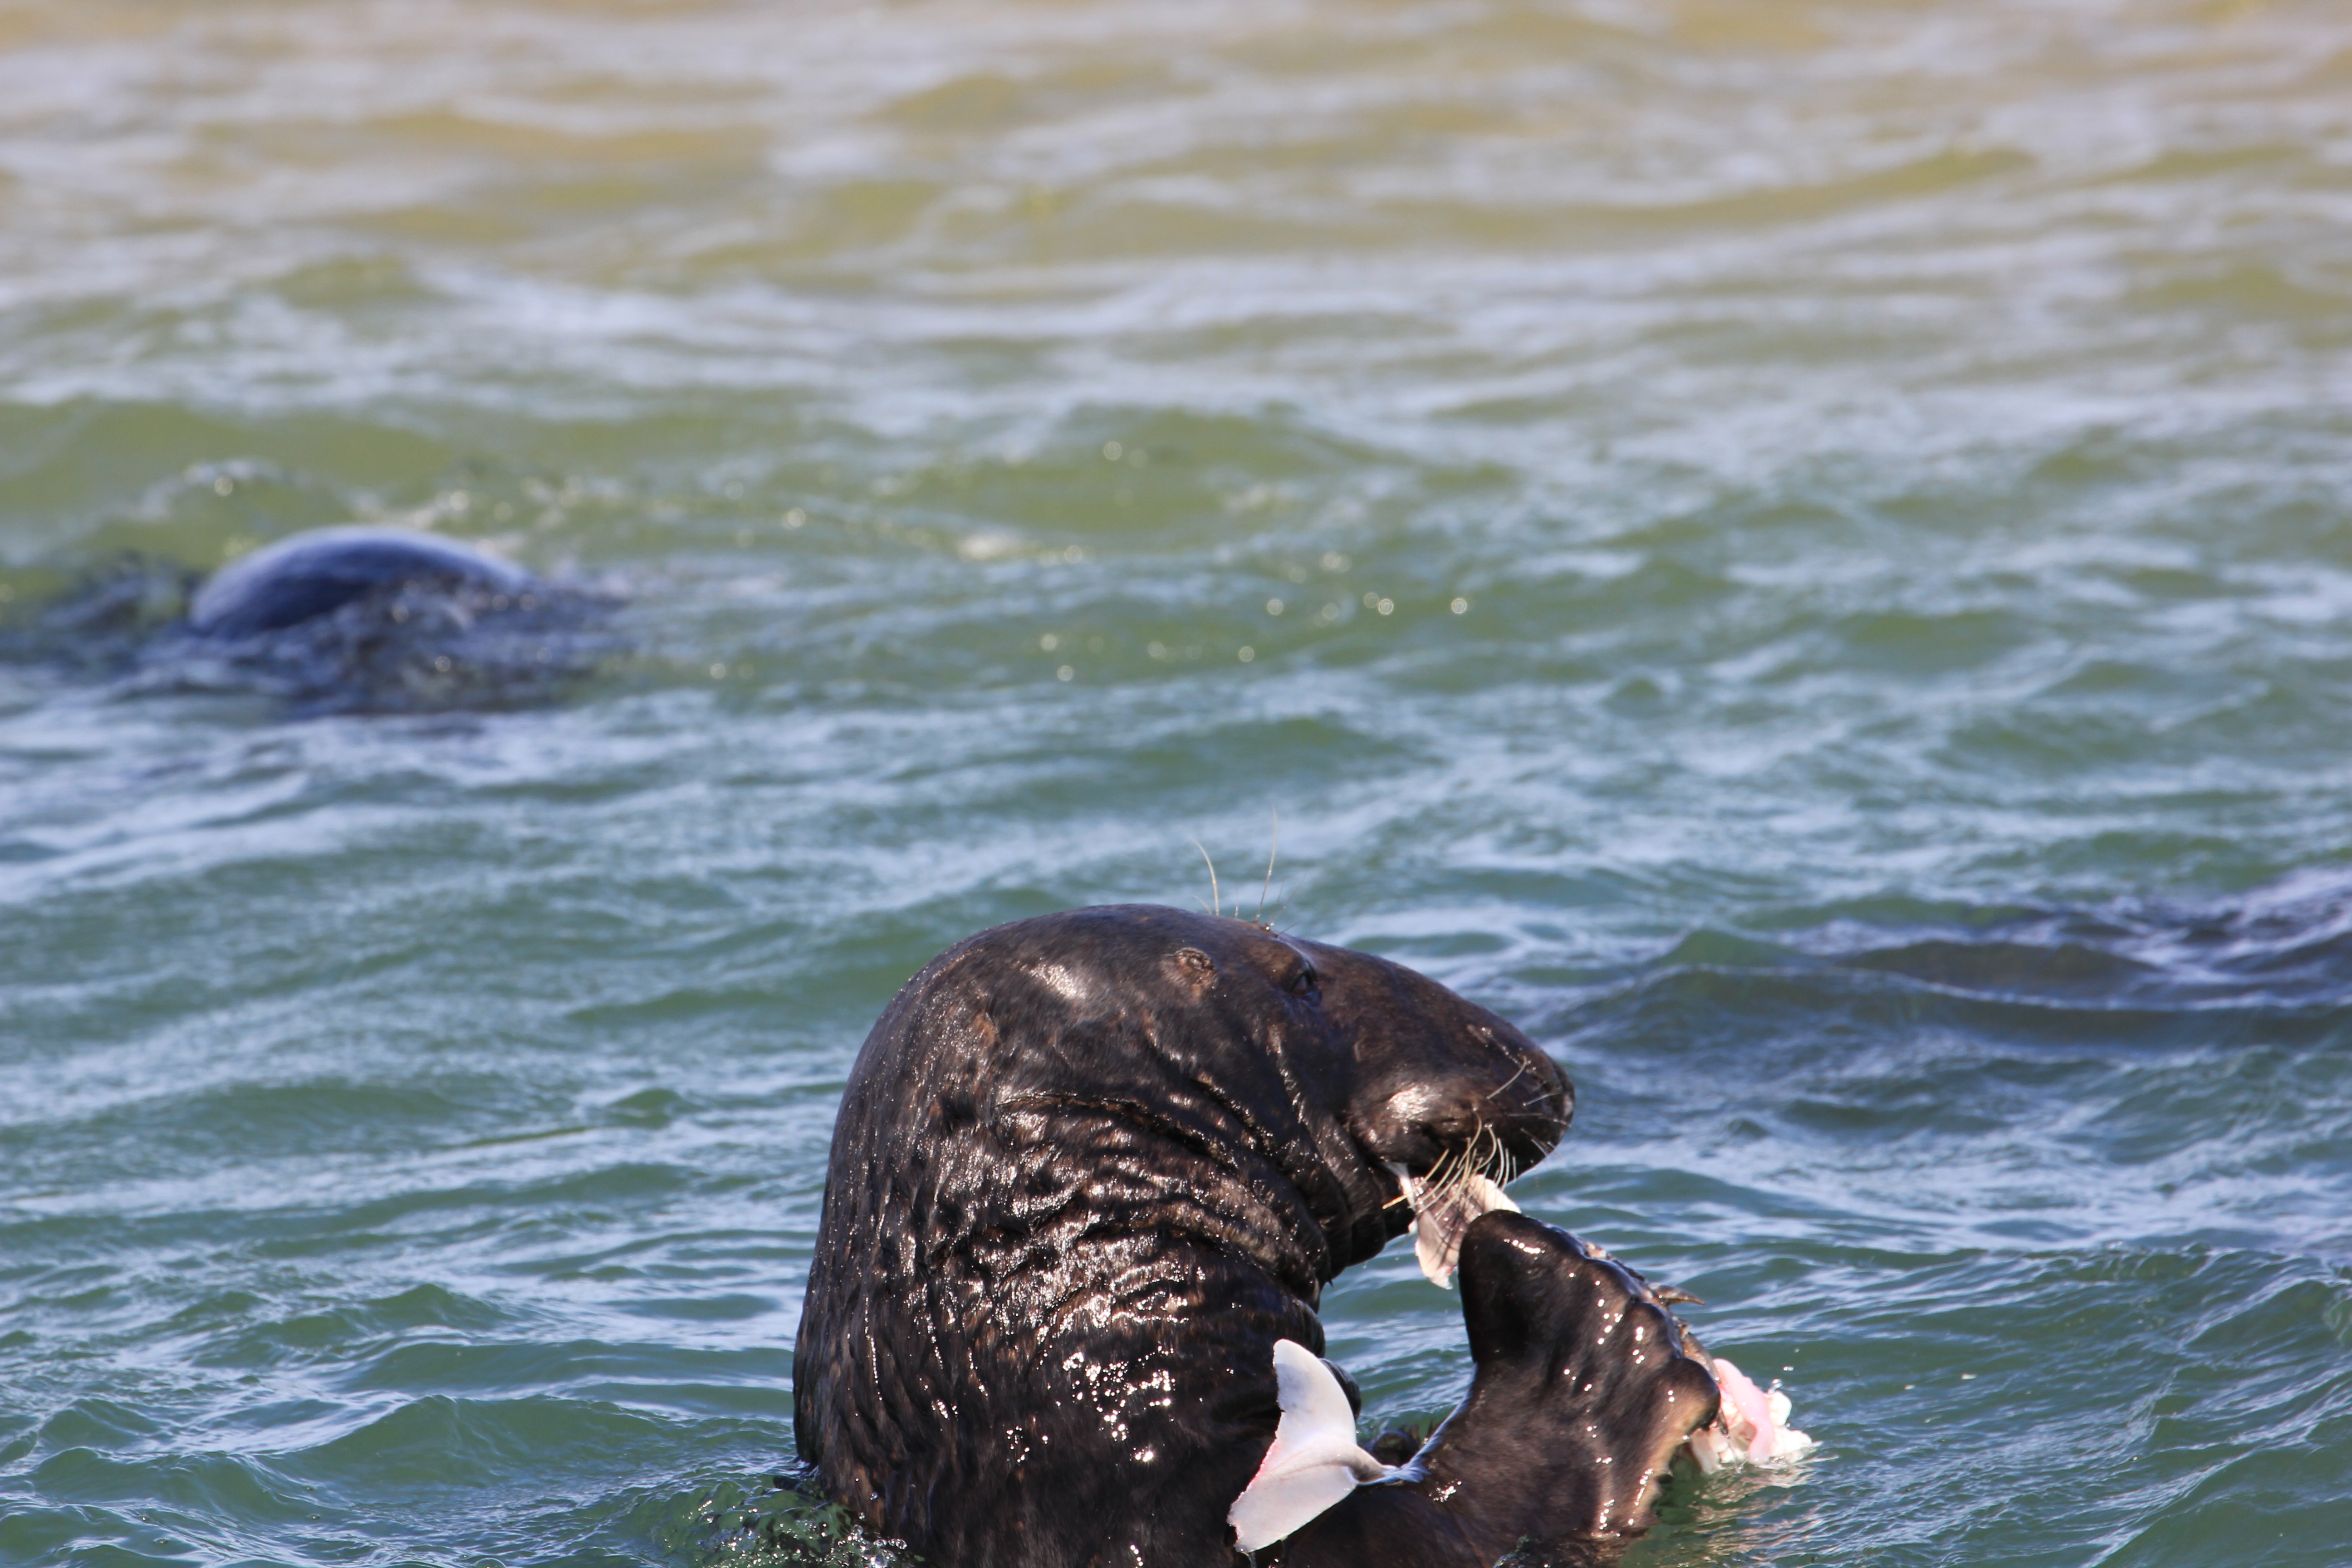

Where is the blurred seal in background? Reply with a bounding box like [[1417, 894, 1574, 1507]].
[[5, 525, 619, 715]]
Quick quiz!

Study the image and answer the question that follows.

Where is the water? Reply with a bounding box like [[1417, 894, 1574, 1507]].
[[4, 0, 2351, 1563]]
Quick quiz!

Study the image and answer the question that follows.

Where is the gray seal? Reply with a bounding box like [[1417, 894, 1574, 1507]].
[[793, 905, 1716, 1567]]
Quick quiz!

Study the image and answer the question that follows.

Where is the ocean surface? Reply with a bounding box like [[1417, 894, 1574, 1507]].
[[4, 1, 2351, 1563]]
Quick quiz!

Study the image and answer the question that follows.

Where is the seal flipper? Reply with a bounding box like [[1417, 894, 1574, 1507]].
[[1229, 1341, 1399, 1552], [1429, 1213, 1722, 1544], [1277, 1213, 1720, 1566]]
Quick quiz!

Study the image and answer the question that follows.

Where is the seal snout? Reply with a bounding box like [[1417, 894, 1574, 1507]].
[[1363, 1053, 1571, 1181], [1414, 1065, 1570, 1166]]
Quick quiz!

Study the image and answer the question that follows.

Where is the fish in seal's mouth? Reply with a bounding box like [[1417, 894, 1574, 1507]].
[[1382, 1112, 1545, 1289], [1388, 1159, 1519, 1289]]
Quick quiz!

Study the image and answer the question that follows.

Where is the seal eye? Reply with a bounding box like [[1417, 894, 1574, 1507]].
[[1287, 965, 1320, 1001]]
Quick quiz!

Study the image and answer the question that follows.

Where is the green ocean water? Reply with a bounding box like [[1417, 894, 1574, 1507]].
[[4, 0, 2352, 1563]]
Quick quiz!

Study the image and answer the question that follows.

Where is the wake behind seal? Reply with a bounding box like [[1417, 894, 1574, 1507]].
[[792, 905, 1788, 1567]]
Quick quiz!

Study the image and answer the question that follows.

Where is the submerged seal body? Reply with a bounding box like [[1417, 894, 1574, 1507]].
[[794, 905, 1718, 1567]]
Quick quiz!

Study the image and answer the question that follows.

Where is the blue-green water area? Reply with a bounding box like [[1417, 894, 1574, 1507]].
[[4, 3, 2351, 1563]]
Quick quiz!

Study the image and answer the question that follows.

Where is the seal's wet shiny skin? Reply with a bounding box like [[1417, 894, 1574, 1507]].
[[793, 905, 1720, 1568], [186, 527, 534, 640]]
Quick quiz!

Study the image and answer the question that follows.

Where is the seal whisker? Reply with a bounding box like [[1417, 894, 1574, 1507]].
[[1253, 808, 1279, 925], [1490, 1058, 1530, 1104], [1431, 1141, 1466, 1199], [1189, 838, 1222, 918], [1442, 1134, 1480, 1206]]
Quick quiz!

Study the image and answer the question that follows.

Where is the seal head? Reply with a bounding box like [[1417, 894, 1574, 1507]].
[[187, 526, 534, 639]]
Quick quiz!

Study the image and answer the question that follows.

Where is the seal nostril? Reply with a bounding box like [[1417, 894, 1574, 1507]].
[[1426, 1104, 1480, 1143]]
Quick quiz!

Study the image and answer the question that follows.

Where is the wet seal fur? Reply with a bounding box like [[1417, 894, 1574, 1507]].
[[794, 905, 1720, 1567], [186, 526, 537, 639]]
